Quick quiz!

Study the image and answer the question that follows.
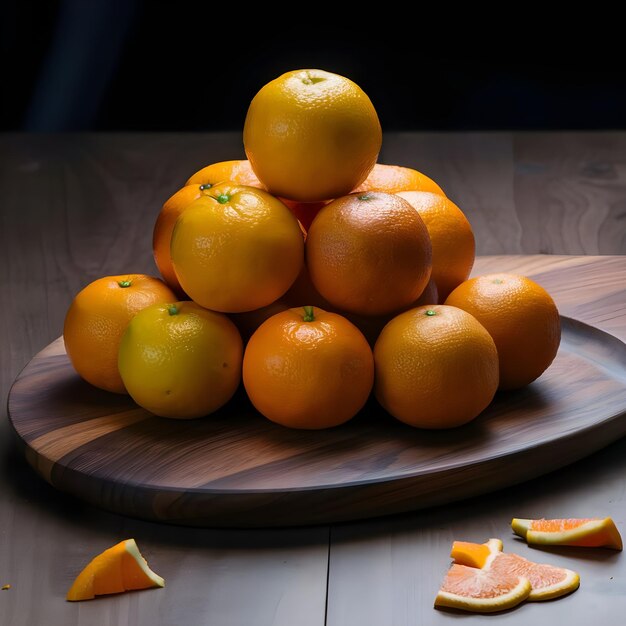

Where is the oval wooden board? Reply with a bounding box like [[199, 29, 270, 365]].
[[7, 314, 626, 527]]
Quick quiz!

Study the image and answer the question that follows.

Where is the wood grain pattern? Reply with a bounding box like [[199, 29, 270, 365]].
[[8, 256, 626, 526], [1, 133, 625, 625]]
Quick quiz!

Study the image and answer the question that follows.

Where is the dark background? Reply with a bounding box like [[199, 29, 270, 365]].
[[3, 0, 626, 133]]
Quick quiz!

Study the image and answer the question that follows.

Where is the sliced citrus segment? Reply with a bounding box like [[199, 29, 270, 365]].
[[452, 538, 580, 601], [450, 538, 502, 568], [67, 539, 164, 601], [512, 517, 623, 550], [490, 552, 579, 601], [434, 563, 531, 613]]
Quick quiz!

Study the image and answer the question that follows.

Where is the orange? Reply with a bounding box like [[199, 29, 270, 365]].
[[374, 305, 499, 428], [451, 538, 580, 601], [397, 191, 475, 301], [445, 274, 561, 390], [229, 299, 290, 343], [512, 517, 623, 550], [170, 183, 304, 312], [434, 563, 531, 613], [67, 539, 164, 601], [244, 69, 381, 202], [243, 306, 374, 429], [354, 163, 445, 196], [306, 192, 432, 315], [63, 275, 176, 394], [118, 301, 242, 419], [186, 159, 263, 188]]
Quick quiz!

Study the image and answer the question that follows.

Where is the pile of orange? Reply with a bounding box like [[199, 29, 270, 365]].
[[63, 68, 561, 429]]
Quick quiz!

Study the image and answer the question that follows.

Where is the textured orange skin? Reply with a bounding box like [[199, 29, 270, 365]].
[[63, 275, 176, 394], [118, 301, 243, 418], [306, 192, 432, 315], [354, 163, 445, 196], [154, 161, 264, 293], [244, 69, 381, 202], [374, 305, 499, 428], [397, 191, 475, 301], [243, 307, 374, 429], [66, 539, 163, 601], [445, 274, 561, 390], [229, 299, 290, 344], [186, 159, 264, 188], [170, 183, 304, 313]]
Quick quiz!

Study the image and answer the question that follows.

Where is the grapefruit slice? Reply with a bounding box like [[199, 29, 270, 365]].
[[512, 517, 623, 550], [67, 539, 165, 601], [452, 539, 580, 601], [434, 563, 531, 613]]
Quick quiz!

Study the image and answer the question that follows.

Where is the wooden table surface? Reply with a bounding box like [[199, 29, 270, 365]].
[[1, 132, 625, 625]]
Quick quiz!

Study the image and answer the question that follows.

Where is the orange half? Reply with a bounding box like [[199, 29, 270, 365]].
[[67, 539, 165, 601]]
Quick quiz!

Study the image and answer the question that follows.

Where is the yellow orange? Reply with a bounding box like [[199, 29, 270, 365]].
[[63, 275, 176, 393], [170, 183, 304, 312], [397, 191, 475, 301], [244, 69, 381, 201], [118, 301, 243, 418]]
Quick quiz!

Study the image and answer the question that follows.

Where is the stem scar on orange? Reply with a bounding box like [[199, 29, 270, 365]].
[[63, 275, 176, 394], [242, 306, 374, 429]]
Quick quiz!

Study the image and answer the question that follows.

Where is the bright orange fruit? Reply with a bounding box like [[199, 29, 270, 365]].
[[397, 191, 475, 301], [243, 306, 374, 429], [244, 69, 381, 202], [512, 517, 623, 550], [63, 275, 176, 393], [445, 274, 561, 390], [170, 183, 304, 312], [67, 539, 164, 601], [306, 192, 432, 315], [374, 305, 499, 428], [354, 163, 444, 196]]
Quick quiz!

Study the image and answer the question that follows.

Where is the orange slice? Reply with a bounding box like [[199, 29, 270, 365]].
[[452, 539, 579, 601], [512, 517, 623, 550], [67, 539, 165, 601], [434, 563, 531, 613]]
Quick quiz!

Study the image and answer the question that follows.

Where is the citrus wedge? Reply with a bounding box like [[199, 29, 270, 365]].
[[67, 539, 165, 601], [434, 563, 531, 613], [512, 517, 623, 550], [452, 539, 580, 601], [450, 538, 502, 568]]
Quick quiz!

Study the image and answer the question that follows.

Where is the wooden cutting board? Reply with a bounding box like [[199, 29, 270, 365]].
[[7, 256, 626, 527]]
